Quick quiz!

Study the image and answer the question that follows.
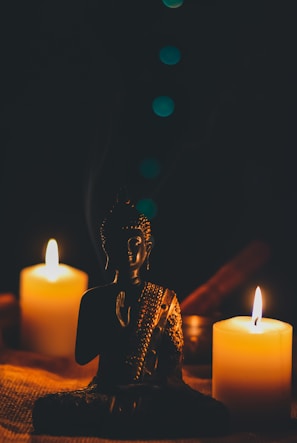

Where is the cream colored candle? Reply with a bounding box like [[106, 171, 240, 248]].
[[20, 239, 88, 358], [212, 287, 293, 429]]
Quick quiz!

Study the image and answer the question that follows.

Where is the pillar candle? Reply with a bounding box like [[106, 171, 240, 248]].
[[20, 239, 88, 358], [212, 287, 293, 429]]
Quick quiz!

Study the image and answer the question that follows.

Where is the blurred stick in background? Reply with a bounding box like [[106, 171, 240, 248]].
[[180, 240, 271, 316]]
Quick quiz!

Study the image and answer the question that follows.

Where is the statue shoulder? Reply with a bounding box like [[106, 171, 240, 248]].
[[80, 283, 116, 308], [148, 282, 178, 302]]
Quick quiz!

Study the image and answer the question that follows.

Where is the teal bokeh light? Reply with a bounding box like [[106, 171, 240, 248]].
[[139, 157, 161, 179], [162, 0, 184, 8], [136, 198, 158, 220], [159, 46, 181, 65], [152, 96, 175, 117]]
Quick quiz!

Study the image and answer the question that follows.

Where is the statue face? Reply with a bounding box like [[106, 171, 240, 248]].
[[127, 235, 147, 271], [105, 229, 150, 277]]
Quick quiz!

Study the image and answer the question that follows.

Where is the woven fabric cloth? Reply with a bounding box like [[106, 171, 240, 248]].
[[0, 348, 100, 442], [0, 348, 297, 443]]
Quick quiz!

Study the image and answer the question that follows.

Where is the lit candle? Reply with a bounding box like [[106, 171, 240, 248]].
[[20, 238, 88, 358], [212, 286, 293, 429]]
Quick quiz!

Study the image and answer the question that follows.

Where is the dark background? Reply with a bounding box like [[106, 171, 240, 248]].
[[1, 1, 297, 325]]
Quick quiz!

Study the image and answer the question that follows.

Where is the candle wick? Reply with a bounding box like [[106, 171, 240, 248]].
[[254, 317, 258, 326]]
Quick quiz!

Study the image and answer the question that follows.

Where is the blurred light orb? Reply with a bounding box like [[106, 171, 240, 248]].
[[152, 96, 175, 117], [162, 0, 184, 8], [139, 157, 161, 179], [159, 45, 181, 65], [136, 198, 158, 220]]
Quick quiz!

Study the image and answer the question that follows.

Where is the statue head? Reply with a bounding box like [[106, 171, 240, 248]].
[[100, 191, 153, 283]]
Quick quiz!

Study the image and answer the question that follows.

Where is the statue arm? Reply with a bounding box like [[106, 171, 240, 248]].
[[167, 294, 184, 352], [75, 288, 101, 365], [161, 293, 184, 377]]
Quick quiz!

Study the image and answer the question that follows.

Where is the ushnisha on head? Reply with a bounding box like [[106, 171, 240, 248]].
[[100, 194, 153, 284]]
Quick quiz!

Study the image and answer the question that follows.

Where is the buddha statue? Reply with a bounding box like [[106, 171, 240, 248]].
[[32, 192, 229, 438]]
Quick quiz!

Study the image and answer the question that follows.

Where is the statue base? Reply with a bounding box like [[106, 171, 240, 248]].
[[32, 378, 229, 438]]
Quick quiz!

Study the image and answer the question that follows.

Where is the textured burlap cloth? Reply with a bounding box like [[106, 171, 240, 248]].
[[1, 347, 297, 443]]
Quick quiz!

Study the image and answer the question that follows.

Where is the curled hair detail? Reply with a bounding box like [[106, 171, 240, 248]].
[[100, 196, 152, 247]]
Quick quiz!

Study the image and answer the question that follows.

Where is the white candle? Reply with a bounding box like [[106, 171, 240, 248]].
[[20, 239, 88, 358], [212, 286, 293, 429]]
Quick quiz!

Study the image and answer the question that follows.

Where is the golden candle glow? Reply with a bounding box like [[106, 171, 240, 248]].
[[212, 287, 293, 429], [45, 238, 60, 281], [251, 285, 262, 329], [20, 239, 88, 358]]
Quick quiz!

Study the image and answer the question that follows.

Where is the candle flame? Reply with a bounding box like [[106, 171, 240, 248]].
[[45, 238, 59, 281], [251, 286, 262, 327]]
